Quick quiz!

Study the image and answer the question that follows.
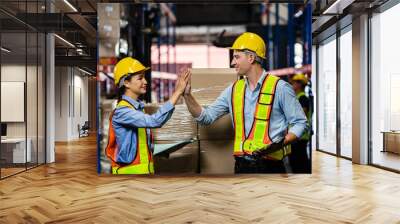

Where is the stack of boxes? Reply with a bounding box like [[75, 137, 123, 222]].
[[98, 4, 120, 59], [151, 68, 237, 174], [151, 103, 199, 174], [191, 68, 236, 174]]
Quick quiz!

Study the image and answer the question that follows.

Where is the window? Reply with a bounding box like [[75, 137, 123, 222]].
[[0, 1, 47, 179], [370, 3, 400, 171], [317, 36, 337, 154], [339, 28, 352, 158]]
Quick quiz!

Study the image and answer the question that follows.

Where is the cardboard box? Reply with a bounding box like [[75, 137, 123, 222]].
[[191, 68, 237, 89], [154, 141, 199, 174], [98, 3, 120, 20], [151, 104, 197, 141], [190, 68, 237, 106], [198, 114, 233, 141], [200, 140, 235, 174], [98, 19, 120, 40], [99, 39, 118, 58]]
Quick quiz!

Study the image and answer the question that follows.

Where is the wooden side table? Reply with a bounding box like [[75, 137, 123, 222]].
[[381, 131, 400, 154]]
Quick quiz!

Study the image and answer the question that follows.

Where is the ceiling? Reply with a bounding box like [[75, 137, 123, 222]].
[[312, 0, 390, 41], [0, 0, 97, 73]]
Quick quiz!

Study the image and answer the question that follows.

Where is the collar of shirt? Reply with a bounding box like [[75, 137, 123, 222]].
[[121, 95, 144, 110], [244, 70, 267, 92]]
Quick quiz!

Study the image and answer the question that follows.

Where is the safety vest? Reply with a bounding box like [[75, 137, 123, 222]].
[[232, 74, 291, 160], [296, 91, 311, 141], [105, 100, 154, 174]]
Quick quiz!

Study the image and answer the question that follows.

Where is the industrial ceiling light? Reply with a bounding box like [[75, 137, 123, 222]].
[[76, 48, 83, 55], [322, 0, 341, 14], [1, 47, 11, 53], [294, 10, 303, 18], [75, 42, 85, 48], [78, 67, 92, 76], [54, 34, 75, 48], [63, 0, 78, 12], [322, 0, 355, 15]]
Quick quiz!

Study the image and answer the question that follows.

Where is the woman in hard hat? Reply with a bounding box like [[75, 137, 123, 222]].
[[105, 57, 190, 174]]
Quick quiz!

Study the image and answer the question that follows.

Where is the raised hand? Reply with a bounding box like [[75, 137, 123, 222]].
[[183, 69, 191, 96], [175, 68, 190, 95]]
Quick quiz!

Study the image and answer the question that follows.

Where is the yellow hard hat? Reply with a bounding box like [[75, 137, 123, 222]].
[[292, 73, 308, 85], [230, 32, 266, 59], [113, 57, 150, 86]]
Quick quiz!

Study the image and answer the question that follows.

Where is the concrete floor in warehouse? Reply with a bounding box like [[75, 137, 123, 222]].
[[0, 135, 400, 223]]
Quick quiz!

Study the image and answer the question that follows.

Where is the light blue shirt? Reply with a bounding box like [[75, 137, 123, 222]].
[[195, 71, 307, 143], [112, 95, 174, 163]]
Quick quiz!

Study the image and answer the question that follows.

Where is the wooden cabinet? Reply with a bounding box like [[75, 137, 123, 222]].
[[382, 132, 400, 154]]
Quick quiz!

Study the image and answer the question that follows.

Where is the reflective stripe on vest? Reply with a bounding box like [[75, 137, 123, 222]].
[[232, 74, 291, 160], [105, 99, 154, 174], [296, 91, 311, 141], [112, 162, 154, 174]]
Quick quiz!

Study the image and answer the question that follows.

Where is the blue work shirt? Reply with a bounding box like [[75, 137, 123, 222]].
[[195, 71, 307, 144], [112, 95, 174, 163]]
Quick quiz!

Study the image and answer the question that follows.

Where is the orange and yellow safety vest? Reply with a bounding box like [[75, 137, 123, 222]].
[[232, 74, 291, 160], [105, 100, 154, 174]]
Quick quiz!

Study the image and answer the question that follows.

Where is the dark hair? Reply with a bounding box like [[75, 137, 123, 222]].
[[117, 73, 134, 102], [242, 50, 264, 65], [293, 80, 307, 89]]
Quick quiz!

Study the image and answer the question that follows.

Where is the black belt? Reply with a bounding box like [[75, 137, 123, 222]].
[[235, 155, 259, 162], [237, 139, 285, 160]]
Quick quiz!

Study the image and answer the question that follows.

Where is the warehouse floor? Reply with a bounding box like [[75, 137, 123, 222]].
[[0, 135, 399, 223]]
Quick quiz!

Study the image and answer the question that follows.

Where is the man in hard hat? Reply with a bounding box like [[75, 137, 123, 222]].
[[105, 57, 190, 174], [183, 32, 307, 173], [289, 73, 312, 173]]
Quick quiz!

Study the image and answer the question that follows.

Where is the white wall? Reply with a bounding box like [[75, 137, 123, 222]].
[[1, 65, 26, 81], [1, 63, 46, 164], [1, 65, 30, 138], [55, 66, 68, 141], [54, 67, 89, 141]]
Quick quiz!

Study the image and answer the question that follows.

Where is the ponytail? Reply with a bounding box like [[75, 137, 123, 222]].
[[117, 86, 125, 102], [116, 73, 134, 102]]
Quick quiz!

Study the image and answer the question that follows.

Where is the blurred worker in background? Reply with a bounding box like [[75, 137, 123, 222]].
[[105, 57, 190, 174], [289, 73, 312, 173], [183, 32, 307, 173]]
